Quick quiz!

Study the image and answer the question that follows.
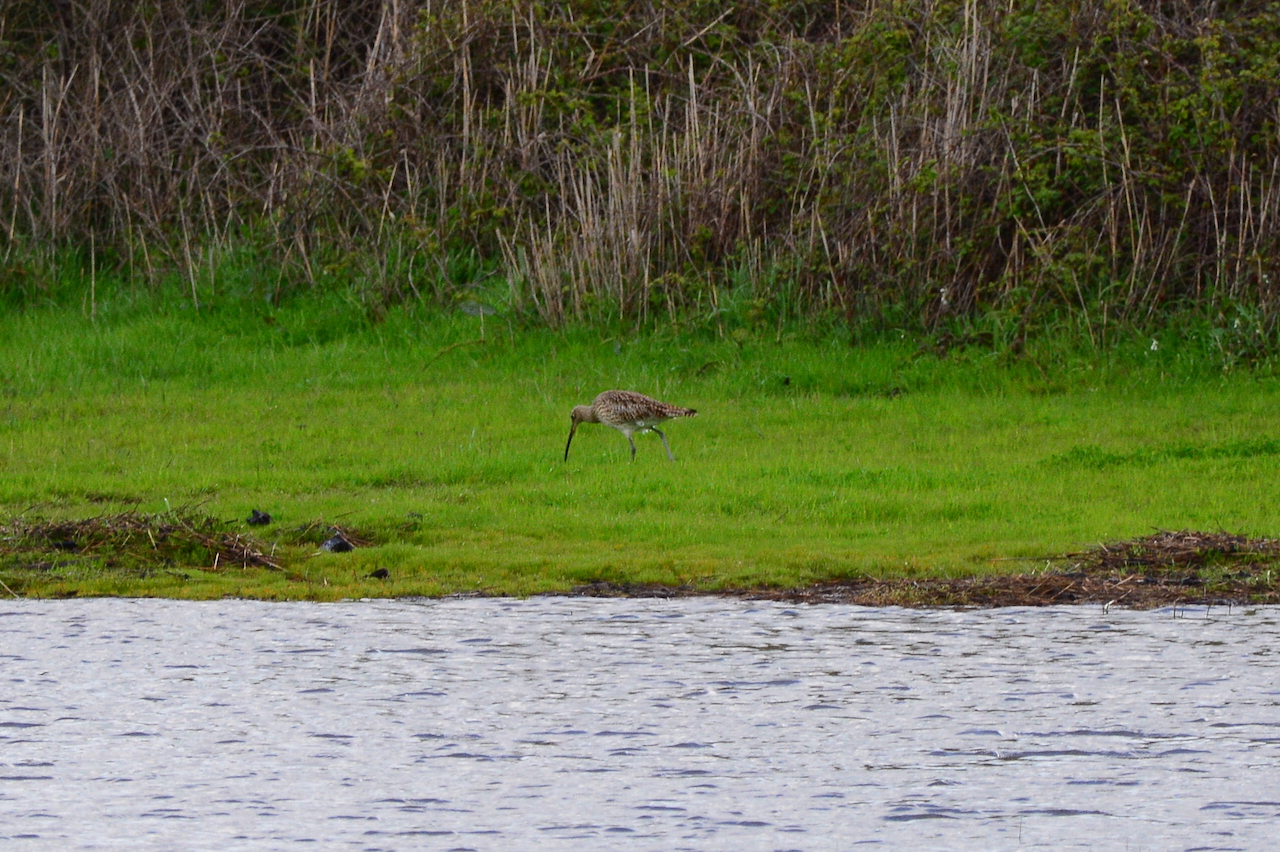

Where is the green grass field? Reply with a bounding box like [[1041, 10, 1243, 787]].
[[3, 294, 1279, 599]]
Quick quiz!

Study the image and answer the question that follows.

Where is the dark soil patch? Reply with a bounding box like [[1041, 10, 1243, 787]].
[[571, 531, 1280, 608]]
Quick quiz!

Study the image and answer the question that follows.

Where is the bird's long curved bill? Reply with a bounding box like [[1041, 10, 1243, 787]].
[[564, 423, 578, 462]]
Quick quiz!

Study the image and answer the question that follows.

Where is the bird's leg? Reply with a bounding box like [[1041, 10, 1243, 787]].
[[653, 427, 675, 462], [627, 434, 637, 461]]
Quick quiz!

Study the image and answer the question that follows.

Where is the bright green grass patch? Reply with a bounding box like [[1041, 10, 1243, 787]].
[[2, 294, 1279, 599]]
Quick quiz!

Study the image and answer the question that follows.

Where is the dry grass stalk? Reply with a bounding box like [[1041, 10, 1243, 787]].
[[1, 2, 1277, 333]]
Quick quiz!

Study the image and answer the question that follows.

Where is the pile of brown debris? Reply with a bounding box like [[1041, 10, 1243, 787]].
[[0, 511, 279, 576]]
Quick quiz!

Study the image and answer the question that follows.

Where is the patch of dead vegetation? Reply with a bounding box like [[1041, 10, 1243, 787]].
[[0, 511, 280, 582], [1064, 530, 1280, 573], [288, 519, 376, 550], [0, 511, 395, 595]]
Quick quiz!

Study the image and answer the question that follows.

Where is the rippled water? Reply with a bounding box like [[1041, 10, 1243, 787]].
[[2, 598, 1278, 851]]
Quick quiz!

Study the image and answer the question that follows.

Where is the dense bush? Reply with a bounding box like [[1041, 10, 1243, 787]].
[[2, 0, 1279, 341]]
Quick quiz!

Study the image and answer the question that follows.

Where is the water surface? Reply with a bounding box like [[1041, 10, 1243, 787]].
[[1, 598, 1277, 850]]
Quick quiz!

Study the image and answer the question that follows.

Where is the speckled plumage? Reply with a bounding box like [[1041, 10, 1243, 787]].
[[565, 390, 698, 462]]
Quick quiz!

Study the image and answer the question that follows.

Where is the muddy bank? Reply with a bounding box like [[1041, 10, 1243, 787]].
[[3, 514, 1278, 607], [571, 531, 1280, 609]]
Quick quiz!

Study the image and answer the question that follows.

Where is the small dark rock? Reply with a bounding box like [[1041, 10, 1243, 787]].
[[247, 509, 273, 526], [368, 568, 390, 580], [781, 375, 791, 386], [321, 534, 355, 553]]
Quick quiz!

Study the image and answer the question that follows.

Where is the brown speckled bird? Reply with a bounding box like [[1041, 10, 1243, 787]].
[[565, 390, 698, 462]]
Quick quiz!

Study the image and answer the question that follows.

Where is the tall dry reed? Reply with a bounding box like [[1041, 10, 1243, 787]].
[[1, 0, 1278, 338]]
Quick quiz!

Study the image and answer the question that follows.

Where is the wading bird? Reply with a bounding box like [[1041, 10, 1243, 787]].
[[564, 390, 697, 462]]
